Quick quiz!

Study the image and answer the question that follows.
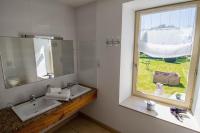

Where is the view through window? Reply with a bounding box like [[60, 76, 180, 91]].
[[135, 6, 198, 104]]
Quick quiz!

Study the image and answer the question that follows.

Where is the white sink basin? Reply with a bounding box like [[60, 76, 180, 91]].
[[12, 96, 61, 122], [68, 85, 91, 99]]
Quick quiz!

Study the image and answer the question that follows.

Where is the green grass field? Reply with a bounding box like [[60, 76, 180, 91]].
[[136, 53, 190, 96]]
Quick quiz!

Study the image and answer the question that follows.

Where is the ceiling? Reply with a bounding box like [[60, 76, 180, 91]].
[[59, 0, 96, 7]]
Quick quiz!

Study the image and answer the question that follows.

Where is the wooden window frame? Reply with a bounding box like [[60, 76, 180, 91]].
[[132, 1, 200, 109]]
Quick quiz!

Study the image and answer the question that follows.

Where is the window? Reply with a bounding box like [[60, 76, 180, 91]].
[[133, 1, 200, 108], [34, 38, 54, 79]]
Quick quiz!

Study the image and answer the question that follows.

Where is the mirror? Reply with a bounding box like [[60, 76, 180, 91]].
[[0, 37, 74, 88]]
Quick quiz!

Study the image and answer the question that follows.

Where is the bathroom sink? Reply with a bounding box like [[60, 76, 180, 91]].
[[12, 96, 61, 122], [68, 85, 91, 99]]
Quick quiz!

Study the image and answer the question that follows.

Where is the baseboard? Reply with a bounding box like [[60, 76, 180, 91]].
[[79, 112, 120, 133]]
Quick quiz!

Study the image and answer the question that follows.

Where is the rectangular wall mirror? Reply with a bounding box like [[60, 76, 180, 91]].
[[0, 37, 74, 89]]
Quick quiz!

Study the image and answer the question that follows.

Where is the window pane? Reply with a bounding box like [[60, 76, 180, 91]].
[[136, 7, 197, 101]]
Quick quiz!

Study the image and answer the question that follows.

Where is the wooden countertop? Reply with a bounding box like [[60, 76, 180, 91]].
[[0, 88, 97, 133]]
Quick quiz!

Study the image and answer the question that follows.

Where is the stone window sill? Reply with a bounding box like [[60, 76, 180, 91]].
[[120, 96, 200, 132]]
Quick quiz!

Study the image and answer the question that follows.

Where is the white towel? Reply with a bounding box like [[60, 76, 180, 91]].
[[45, 96, 68, 101], [45, 89, 70, 101], [46, 92, 66, 98], [48, 87, 62, 93]]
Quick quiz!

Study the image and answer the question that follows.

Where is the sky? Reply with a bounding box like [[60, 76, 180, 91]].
[[141, 7, 197, 30]]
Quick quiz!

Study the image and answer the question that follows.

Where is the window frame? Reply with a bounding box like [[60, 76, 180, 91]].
[[132, 1, 200, 109]]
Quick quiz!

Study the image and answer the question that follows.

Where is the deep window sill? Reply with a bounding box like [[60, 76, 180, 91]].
[[119, 96, 200, 132]]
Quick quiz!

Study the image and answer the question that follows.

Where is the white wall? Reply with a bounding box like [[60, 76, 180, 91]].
[[79, 0, 198, 133], [193, 58, 200, 126], [0, 0, 77, 109], [76, 2, 97, 88]]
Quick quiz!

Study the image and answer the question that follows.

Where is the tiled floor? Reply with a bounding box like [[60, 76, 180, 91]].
[[54, 116, 112, 133]]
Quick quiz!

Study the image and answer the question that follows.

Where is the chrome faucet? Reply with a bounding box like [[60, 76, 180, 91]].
[[30, 95, 36, 102]]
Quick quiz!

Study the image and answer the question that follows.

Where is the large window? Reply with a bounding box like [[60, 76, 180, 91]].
[[133, 1, 200, 108]]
